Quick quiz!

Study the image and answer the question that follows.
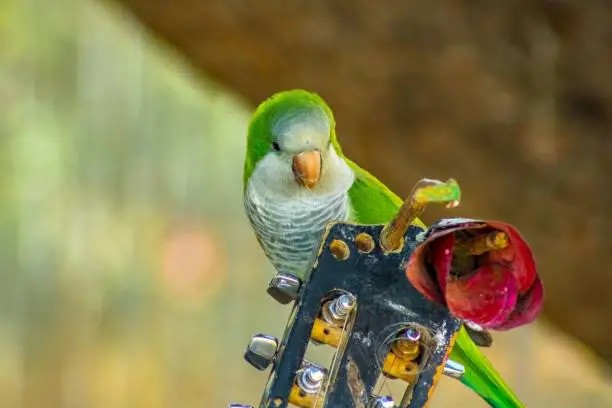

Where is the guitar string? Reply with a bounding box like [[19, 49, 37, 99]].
[[375, 375, 387, 398], [309, 318, 435, 404], [383, 378, 393, 403], [312, 308, 352, 408], [374, 325, 434, 403]]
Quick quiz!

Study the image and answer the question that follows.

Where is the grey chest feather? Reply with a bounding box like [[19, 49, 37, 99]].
[[245, 185, 350, 278]]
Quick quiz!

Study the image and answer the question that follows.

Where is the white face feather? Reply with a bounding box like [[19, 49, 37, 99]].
[[249, 146, 354, 197], [244, 106, 355, 277], [249, 107, 354, 198]]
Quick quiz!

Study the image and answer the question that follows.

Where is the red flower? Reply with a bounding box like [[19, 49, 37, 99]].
[[406, 218, 543, 330]]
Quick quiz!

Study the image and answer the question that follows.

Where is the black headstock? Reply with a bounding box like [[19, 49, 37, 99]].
[[233, 179, 466, 408]]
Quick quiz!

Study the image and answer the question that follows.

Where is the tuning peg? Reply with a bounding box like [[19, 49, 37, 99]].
[[391, 327, 421, 360], [267, 273, 301, 304], [464, 321, 493, 347], [244, 334, 278, 370], [321, 293, 356, 325], [442, 359, 465, 379], [368, 395, 396, 408], [296, 363, 326, 394], [288, 362, 328, 407], [311, 293, 357, 347]]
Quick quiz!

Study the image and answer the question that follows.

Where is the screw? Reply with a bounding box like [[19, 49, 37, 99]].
[[443, 359, 465, 379], [332, 294, 356, 316], [322, 293, 356, 325], [296, 365, 326, 394], [369, 395, 395, 408], [403, 327, 421, 342], [391, 327, 421, 360]]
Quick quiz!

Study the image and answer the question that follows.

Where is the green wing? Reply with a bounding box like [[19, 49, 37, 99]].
[[344, 157, 523, 408], [345, 157, 425, 228]]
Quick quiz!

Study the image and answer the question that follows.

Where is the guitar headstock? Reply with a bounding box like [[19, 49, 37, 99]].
[[232, 179, 465, 408]]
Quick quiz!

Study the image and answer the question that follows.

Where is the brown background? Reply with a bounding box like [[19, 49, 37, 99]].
[[115, 0, 612, 364]]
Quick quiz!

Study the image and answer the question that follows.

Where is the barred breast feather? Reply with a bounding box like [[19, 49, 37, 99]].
[[245, 183, 350, 279]]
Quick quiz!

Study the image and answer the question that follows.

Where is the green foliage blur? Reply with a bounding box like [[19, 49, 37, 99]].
[[0, 0, 289, 406], [1, 0, 611, 407]]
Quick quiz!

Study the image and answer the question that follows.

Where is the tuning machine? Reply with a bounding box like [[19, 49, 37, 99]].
[[381, 325, 428, 384], [288, 361, 328, 408], [244, 333, 279, 371], [442, 359, 465, 379], [267, 273, 302, 304], [310, 292, 356, 347]]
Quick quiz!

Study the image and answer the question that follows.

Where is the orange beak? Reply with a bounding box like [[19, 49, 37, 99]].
[[292, 150, 321, 189]]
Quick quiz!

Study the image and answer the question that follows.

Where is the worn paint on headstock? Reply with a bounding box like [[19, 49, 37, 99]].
[[259, 221, 461, 408]]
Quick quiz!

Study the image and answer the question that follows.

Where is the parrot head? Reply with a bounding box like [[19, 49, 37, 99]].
[[244, 89, 352, 196]]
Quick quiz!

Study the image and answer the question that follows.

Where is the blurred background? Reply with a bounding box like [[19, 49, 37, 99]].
[[1, 0, 611, 406]]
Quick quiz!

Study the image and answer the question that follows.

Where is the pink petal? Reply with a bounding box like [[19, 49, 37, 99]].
[[495, 277, 544, 330], [405, 220, 484, 303], [445, 264, 518, 327], [486, 222, 537, 294], [405, 244, 445, 304], [429, 233, 455, 294], [405, 218, 543, 331]]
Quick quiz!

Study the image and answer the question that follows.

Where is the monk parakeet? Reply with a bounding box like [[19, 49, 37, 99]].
[[244, 89, 523, 408]]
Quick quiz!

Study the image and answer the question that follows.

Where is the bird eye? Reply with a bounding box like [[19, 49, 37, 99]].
[[272, 142, 281, 151]]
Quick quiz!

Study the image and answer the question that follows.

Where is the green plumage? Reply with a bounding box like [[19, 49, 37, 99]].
[[244, 89, 524, 408]]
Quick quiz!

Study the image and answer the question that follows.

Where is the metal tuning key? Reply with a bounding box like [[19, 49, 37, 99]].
[[310, 292, 356, 347], [244, 334, 279, 371], [289, 362, 328, 408], [267, 273, 302, 304]]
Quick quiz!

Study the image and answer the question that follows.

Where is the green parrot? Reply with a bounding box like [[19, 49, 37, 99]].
[[243, 89, 523, 408]]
